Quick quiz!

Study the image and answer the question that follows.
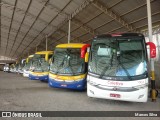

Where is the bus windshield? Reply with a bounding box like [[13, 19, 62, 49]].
[[50, 48, 85, 75], [89, 37, 147, 80], [31, 54, 49, 72], [23, 57, 33, 71]]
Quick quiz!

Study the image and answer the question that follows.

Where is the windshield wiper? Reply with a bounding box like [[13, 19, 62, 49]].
[[54, 50, 71, 74], [55, 56, 66, 74], [99, 65, 110, 78], [118, 58, 132, 80]]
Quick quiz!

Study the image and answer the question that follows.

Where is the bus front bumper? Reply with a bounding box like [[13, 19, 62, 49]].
[[29, 74, 48, 81], [48, 77, 86, 90], [23, 71, 29, 77], [87, 83, 148, 102]]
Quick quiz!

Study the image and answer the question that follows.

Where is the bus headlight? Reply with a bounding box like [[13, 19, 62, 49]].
[[132, 84, 148, 89], [66, 80, 75, 82], [75, 79, 84, 82], [54, 79, 63, 82], [65, 79, 84, 82], [88, 80, 98, 86]]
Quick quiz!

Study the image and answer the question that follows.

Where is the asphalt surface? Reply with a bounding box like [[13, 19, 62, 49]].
[[0, 71, 159, 120]]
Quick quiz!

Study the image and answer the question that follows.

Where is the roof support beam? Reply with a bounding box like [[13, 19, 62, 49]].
[[1, 0, 53, 27], [4, 0, 18, 54], [76, 0, 155, 35], [47, 0, 144, 48], [120, 0, 155, 17], [46, 18, 98, 49], [28, 0, 94, 56], [71, 0, 157, 43], [33, 27, 81, 52], [66, 0, 125, 42], [20, 0, 73, 56], [73, 11, 160, 43], [44, 0, 94, 48], [1, 24, 35, 39], [8, 0, 33, 56], [12, 0, 50, 57], [1, 15, 45, 36], [72, 19, 97, 35], [107, 11, 160, 33], [135, 20, 160, 31], [92, 0, 137, 32]]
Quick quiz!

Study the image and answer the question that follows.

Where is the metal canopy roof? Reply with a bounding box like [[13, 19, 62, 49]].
[[0, 0, 160, 60]]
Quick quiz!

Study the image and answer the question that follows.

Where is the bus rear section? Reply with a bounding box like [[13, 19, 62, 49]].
[[49, 43, 90, 90], [87, 33, 155, 102], [29, 51, 53, 81]]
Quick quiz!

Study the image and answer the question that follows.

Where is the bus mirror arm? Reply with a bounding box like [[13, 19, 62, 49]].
[[81, 44, 91, 58], [146, 42, 156, 58]]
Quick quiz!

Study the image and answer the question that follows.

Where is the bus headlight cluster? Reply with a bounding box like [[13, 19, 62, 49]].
[[132, 84, 148, 89], [65, 79, 84, 82], [88, 80, 98, 86], [54, 78, 63, 82]]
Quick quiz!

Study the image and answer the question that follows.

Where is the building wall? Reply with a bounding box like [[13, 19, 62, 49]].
[[0, 64, 4, 71]]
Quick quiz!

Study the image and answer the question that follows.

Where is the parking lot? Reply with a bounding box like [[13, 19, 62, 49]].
[[0, 71, 160, 120]]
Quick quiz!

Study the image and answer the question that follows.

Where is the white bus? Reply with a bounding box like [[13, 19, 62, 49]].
[[87, 33, 156, 102]]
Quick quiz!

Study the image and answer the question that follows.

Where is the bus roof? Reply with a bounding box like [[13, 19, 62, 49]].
[[28, 55, 34, 58], [56, 43, 86, 48], [94, 33, 144, 39], [35, 51, 53, 55]]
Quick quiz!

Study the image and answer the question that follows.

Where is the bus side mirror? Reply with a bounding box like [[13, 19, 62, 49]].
[[81, 44, 91, 58], [85, 53, 89, 62], [85, 47, 90, 62], [49, 58, 52, 64], [147, 42, 156, 58]]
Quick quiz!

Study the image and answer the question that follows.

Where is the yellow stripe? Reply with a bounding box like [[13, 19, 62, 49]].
[[151, 89, 157, 100], [35, 51, 53, 54], [56, 43, 85, 48], [30, 71, 49, 76], [151, 71, 155, 80], [49, 73, 86, 81]]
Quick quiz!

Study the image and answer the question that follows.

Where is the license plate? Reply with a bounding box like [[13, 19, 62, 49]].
[[61, 84, 67, 87], [110, 93, 121, 98]]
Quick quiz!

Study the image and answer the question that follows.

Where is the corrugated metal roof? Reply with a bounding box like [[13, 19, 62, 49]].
[[0, 0, 160, 61]]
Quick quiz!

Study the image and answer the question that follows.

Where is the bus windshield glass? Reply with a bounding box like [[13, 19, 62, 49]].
[[23, 59, 33, 71], [50, 48, 85, 75], [89, 37, 147, 80], [31, 54, 49, 72]]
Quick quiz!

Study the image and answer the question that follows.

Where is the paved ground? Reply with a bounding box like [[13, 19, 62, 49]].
[[0, 71, 159, 120]]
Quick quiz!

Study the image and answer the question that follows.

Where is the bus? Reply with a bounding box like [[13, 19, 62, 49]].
[[18, 59, 26, 74], [29, 51, 53, 81], [14, 62, 19, 73], [10, 64, 15, 73], [3, 64, 10, 72], [23, 55, 34, 77], [48, 43, 90, 90], [87, 33, 156, 102]]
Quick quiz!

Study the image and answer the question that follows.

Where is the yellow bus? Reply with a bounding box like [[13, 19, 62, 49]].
[[48, 43, 90, 90], [29, 51, 53, 81], [23, 55, 34, 77]]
